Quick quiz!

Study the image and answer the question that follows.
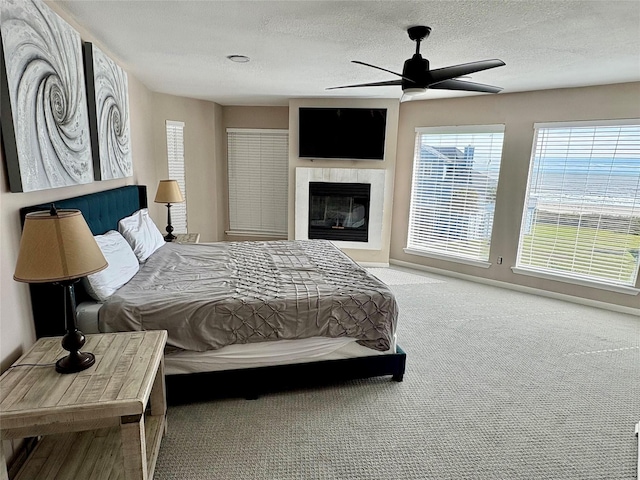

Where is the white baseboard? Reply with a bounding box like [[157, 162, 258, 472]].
[[390, 259, 640, 317], [358, 262, 390, 268]]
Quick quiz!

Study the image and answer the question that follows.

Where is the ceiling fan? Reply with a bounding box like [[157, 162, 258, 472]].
[[328, 25, 505, 97]]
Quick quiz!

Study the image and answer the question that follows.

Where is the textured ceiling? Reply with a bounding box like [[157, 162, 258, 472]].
[[56, 0, 640, 106]]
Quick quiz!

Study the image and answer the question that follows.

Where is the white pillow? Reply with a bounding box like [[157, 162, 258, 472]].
[[118, 208, 165, 262], [83, 231, 139, 302]]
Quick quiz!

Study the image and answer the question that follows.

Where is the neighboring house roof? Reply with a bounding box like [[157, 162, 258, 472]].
[[432, 146, 466, 160], [421, 146, 465, 162], [418, 145, 498, 196]]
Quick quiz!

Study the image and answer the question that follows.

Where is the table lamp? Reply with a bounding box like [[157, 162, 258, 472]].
[[154, 179, 184, 241], [14, 206, 108, 374]]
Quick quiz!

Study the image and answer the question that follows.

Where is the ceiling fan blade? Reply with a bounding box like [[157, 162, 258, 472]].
[[326, 79, 402, 90], [352, 61, 415, 83], [429, 59, 505, 84], [430, 79, 503, 93]]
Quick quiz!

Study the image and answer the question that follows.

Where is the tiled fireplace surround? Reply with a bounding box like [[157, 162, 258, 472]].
[[295, 167, 385, 250]]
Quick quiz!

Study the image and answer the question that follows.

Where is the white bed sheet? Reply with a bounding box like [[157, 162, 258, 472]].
[[77, 302, 397, 376], [77, 301, 103, 334]]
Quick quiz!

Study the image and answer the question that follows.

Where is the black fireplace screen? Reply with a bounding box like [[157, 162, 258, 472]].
[[308, 182, 370, 242]]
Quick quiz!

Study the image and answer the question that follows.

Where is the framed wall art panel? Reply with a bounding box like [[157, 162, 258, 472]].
[[83, 42, 133, 181], [0, 38, 21, 191], [0, 0, 94, 192]]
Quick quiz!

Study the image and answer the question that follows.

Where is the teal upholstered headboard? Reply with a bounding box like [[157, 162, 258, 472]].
[[19, 185, 148, 338], [20, 185, 147, 235]]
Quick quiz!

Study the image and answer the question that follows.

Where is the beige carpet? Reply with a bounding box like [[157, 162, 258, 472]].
[[366, 267, 445, 285], [155, 266, 640, 479]]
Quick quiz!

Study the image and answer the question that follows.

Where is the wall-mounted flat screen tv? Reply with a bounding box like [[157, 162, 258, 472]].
[[298, 107, 387, 160]]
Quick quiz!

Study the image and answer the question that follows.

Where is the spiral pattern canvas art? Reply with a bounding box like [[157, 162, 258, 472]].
[[0, 0, 94, 192], [85, 43, 133, 180]]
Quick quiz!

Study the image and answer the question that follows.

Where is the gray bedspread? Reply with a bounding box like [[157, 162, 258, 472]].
[[99, 240, 398, 352]]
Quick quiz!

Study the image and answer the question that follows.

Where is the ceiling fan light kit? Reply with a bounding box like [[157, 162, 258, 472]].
[[328, 25, 505, 98], [227, 54, 250, 63], [403, 87, 427, 96]]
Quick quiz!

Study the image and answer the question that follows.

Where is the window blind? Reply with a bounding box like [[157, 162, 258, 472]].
[[165, 120, 187, 234], [407, 125, 505, 262], [227, 128, 289, 236], [516, 120, 640, 286]]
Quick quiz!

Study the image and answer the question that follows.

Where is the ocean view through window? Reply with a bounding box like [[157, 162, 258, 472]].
[[516, 120, 640, 287]]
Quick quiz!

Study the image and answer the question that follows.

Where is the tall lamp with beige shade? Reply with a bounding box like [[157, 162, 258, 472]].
[[155, 179, 184, 242], [14, 206, 108, 374]]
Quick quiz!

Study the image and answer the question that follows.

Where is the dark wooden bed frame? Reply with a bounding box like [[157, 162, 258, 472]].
[[21, 185, 406, 401]]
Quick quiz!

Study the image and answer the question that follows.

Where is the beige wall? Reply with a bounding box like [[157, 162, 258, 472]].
[[213, 103, 226, 241], [391, 82, 640, 310], [150, 92, 220, 242], [221, 106, 290, 242], [288, 98, 400, 264]]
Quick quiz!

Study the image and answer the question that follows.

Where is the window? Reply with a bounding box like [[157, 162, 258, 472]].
[[406, 125, 505, 264], [226, 129, 288, 236], [516, 120, 640, 287], [165, 120, 187, 233]]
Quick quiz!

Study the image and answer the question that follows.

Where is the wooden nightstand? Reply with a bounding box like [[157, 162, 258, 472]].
[[0, 330, 167, 480], [175, 233, 200, 243]]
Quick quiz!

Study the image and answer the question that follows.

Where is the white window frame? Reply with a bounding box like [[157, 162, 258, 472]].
[[405, 124, 506, 267], [226, 128, 289, 237], [165, 120, 188, 234], [514, 119, 640, 293]]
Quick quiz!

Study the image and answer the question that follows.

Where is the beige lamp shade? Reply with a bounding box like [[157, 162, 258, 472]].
[[154, 180, 184, 203], [14, 209, 108, 283]]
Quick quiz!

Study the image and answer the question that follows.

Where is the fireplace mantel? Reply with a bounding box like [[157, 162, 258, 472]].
[[295, 167, 385, 250]]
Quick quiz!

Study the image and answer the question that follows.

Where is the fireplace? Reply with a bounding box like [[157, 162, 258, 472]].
[[296, 168, 385, 250], [308, 182, 371, 242]]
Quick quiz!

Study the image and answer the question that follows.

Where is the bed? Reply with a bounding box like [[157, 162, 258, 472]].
[[21, 185, 406, 400]]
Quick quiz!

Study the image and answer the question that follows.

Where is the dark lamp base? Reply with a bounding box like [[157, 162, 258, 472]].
[[164, 203, 176, 242], [55, 351, 95, 374], [55, 282, 96, 374]]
